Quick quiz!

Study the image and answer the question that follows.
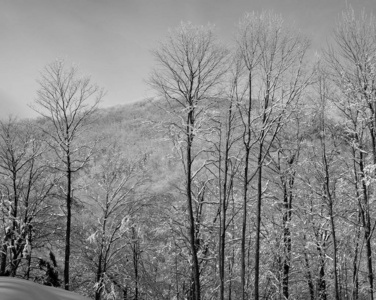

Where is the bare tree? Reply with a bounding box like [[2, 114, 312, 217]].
[[149, 22, 228, 300], [325, 8, 376, 300], [315, 66, 342, 300], [236, 11, 310, 299], [236, 14, 263, 299], [32, 60, 104, 290], [265, 105, 307, 299], [211, 52, 244, 300], [82, 146, 149, 300], [0, 118, 54, 278]]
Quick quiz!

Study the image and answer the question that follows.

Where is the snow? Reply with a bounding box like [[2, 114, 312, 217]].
[[0, 277, 90, 300]]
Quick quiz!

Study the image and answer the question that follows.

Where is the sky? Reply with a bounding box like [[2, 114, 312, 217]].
[[1, 0, 376, 119]]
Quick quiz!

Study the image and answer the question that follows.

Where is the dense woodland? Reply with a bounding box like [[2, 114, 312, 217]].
[[2, 8, 376, 300]]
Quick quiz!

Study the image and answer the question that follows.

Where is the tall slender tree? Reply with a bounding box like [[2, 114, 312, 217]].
[[149, 23, 228, 300], [33, 60, 104, 290], [326, 8, 376, 299], [236, 12, 310, 299]]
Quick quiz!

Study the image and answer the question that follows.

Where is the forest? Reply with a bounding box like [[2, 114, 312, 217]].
[[1, 7, 376, 300]]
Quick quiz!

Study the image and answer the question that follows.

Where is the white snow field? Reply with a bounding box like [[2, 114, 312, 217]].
[[0, 277, 90, 300]]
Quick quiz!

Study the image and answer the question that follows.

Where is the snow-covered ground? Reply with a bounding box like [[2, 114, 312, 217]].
[[0, 277, 90, 300]]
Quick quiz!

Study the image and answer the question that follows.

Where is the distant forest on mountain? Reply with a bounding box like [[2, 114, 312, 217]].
[[2, 8, 376, 300]]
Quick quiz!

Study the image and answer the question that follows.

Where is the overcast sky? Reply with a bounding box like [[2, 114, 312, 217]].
[[1, 0, 376, 119]]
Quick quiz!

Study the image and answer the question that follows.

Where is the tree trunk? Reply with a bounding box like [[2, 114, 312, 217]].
[[10, 169, 19, 277], [359, 152, 374, 300], [186, 109, 200, 300], [303, 251, 314, 300], [322, 137, 339, 300], [241, 146, 250, 300], [132, 227, 139, 300], [241, 72, 252, 300], [328, 201, 339, 300], [317, 244, 327, 300], [95, 252, 103, 300], [365, 226, 374, 300], [219, 100, 234, 300], [64, 152, 72, 290], [0, 243, 7, 275], [352, 148, 361, 300], [254, 90, 268, 299], [254, 143, 263, 300], [282, 184, 292, 299]]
